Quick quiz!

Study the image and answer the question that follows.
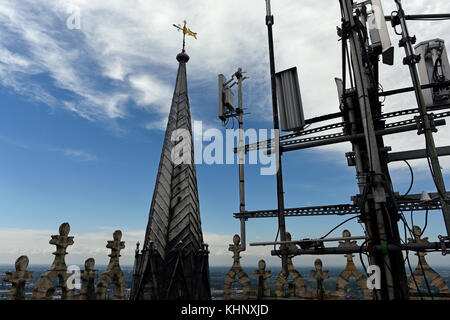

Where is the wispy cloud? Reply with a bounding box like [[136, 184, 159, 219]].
[[0, 0, 272, 126], [1, 227, 448, 268], [144, 119, 168, 132], [0, 135, 98, 162], [0, 135, 33, 150], [0, 2, 448, 175], [56, 148, 98, 162], [0, 227, 143, 265]]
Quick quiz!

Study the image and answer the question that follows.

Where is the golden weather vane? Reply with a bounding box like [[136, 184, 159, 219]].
[[172, 20, 197, 52]]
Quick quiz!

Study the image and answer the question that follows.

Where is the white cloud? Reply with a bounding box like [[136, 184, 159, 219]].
[[144, 119, 168, 132], [1, 226, 449, 270], [1, 0, 448, 159], [0, 227, 144, 266], [129, 74, 172, 112], [0, 135, 98, 162], [58, 148, 98, 162], [0, 227, 349, 267]]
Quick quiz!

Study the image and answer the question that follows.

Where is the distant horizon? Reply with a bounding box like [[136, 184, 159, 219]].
[[2, 264, 450, 269]]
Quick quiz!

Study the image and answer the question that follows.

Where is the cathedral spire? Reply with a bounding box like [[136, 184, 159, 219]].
[[130, 51, 211, 300]]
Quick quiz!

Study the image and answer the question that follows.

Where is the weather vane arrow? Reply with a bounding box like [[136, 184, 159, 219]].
[[173, 20, 197, 52]]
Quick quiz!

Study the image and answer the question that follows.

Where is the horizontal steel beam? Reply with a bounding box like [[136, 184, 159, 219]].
[[234, 204, 360, 219], [385, 14, 450, 21], [234, 196, 445, 219], [271, 241, 450, 257], [236, 108, 450, 154], [304, 112, 342, 125], [380, 81, 450, 97], [281, 119, 446, 153], [234, 121, 346, 154], [401, 192, 450, 201], [388, 146, 450, 162], [250, 236, 367, 247]]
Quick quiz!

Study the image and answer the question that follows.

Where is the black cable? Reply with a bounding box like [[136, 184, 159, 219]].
[[273, 227, 282, 260], [399, 221, 425, 300], [377, 236, 418, 300], [320, 215, 360, 239], [358, 172, 372, 217], [391, 11, 403, 35], [379, 83, 386, 104], [400, 160, 414, 199], [400, 212, 415, 241], [356, 18, 368, 44], [433, 49, 445, 83], [420, 209, 429, 237], [358, 238, 378, 300], [401, 214, 434, 299], [402, 221, 423, 300], [417, 250, 434, 299]]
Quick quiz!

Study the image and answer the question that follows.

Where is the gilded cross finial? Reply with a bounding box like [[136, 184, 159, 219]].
[[172, 20, 197, 52]]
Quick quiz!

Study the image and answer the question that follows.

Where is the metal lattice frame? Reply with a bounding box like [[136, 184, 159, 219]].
[[234, 199, 443, 219], [237, 110, 450, 153]]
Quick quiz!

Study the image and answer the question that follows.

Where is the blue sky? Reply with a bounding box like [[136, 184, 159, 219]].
[[0, 0, 450, 269]]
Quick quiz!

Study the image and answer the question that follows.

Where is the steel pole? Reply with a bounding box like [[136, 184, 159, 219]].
[[265, 0, 288, 273], [236, 68, 247, 250], [394, 0, 450, 236], [341, 0, 395, 300]]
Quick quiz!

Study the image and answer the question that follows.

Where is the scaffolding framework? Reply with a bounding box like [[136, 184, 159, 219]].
[[229, 0, 450, 300]]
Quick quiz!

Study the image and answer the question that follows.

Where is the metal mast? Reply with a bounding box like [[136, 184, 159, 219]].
[[265, 0, 289, 275], [393, 0, 450, 235], [236, 68, 248, 250]]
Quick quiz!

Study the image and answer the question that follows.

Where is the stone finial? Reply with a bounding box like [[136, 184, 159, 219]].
[[96, 230, 126, 300], [312, 259, 327, 276], [338, 230, 358, 262], [254, 260, 272, 298], [32, 223, 75, 300], [335, 230, 371, 299], [407, 226, 450, 299], [224, 234, 251, 300], [108, 230, 125, 260], [408, 226, 429, 258], [3, 256, 33, 300], [49, 222, 74, 269], [310, 259, 330, 300], [230, 234, 244, 266], [275, 232, 307, 298], [285, 232, 297, 253], [79, 258, 98, 300]]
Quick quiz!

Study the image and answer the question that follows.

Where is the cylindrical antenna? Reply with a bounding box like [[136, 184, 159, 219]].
[[265, 0, 272, 16]]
